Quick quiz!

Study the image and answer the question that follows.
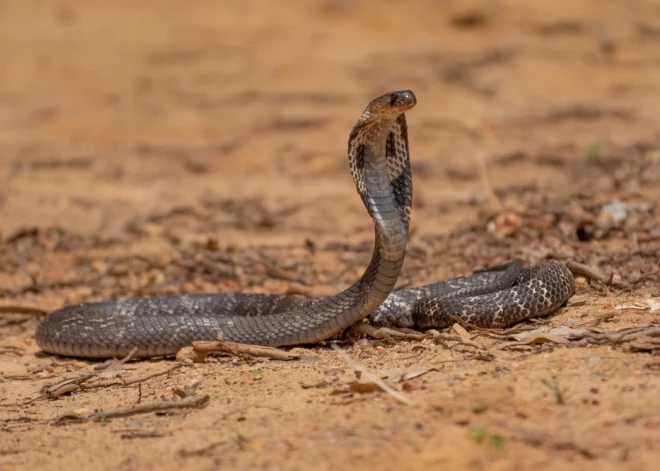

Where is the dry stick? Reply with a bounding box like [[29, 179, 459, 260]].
[[46, 347, 139, 398], [565, 260, 628, 288], [43, 373, 96, 400], [191, 339, 301, 362], [0, 346, 26, 357], [178, 440, 226, 458], [501, 325, 660, 351], [120, 430, 168, 440], [356, 319, 486, 348], [88, 394, 209, 421], [81, 365, 183, 391], [565, 260, 610, 283], [123, 366, 182, 386], [0, 305, 49, 315], [54, 395, 210, 425], [95, 346, 139, 371], [43, 348, 173, 399], [330, 344, 414, 406], [351, 322, 428, 341], [618, 327, 660, 340]]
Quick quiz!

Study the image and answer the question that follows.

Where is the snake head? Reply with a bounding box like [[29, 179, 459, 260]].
[[387, 90, 417, 110], [360, 90, 417, 123]]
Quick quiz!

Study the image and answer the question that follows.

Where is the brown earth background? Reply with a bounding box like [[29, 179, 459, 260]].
[[1, 0, 660, 470]]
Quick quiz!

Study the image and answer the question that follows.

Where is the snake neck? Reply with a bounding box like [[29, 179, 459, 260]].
[[362, 126, 409, 257], [351, 117, 410, 314]]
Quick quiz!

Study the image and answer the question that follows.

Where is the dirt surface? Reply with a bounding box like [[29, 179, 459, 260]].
[[1, 0, 660, 469]]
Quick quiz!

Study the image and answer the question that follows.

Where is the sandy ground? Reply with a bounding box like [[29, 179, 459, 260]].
[[1, 0, 660, 469]]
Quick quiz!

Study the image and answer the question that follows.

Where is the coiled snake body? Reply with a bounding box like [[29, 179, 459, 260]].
[[36, 91, 575, 358]]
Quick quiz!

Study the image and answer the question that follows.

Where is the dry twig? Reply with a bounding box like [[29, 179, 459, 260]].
[[566, 260, 627, 288], [0, 305, 48, 315], [54, 394, 209, 425], [39, 347, 181, 400], [188, 334, 301, 363], [350, 322, 428, 341], [331, 344, 414, 405]]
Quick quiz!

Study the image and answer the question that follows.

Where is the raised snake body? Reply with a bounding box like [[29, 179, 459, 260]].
[[36, 91, 575, 358]]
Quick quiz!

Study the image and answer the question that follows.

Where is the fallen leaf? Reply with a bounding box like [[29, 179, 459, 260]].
[[349, 383, 382, 394], [452, 323, 473, 341], [451, 323, 482, 348], [488, 212, 522, 237], [645, 299, 660, 313]]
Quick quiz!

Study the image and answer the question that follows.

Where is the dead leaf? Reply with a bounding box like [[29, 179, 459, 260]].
[[401, 382, 420, 392], [349, 383, 382, 394], [488, 212, 522, 237], [452, 323, 473, 341], [451, 323, 482, 348]]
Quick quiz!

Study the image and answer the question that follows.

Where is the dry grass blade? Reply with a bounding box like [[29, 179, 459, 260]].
[[541, 377, 566, 404]]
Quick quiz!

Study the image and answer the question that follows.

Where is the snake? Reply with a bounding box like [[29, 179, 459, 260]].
[[35, 90, 575, 359]]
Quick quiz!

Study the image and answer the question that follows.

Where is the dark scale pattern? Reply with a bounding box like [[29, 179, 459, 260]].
[[370, 260, 575, 329], [350, 143, 368, 210], [35, 90, 576, 359], [385, 116, 413, 228]]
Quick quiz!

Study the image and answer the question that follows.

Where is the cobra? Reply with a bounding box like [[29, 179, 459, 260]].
[[36, 90, 574, 358]]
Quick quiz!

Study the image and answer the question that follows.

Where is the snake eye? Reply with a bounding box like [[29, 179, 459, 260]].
[[390, 93, 398, 106]]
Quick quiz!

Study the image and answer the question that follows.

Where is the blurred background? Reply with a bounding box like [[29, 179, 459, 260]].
[[0, 0, 658, 299]]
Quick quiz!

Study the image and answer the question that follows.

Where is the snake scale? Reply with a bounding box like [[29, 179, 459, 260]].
[[36, 90, 575, 359]]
